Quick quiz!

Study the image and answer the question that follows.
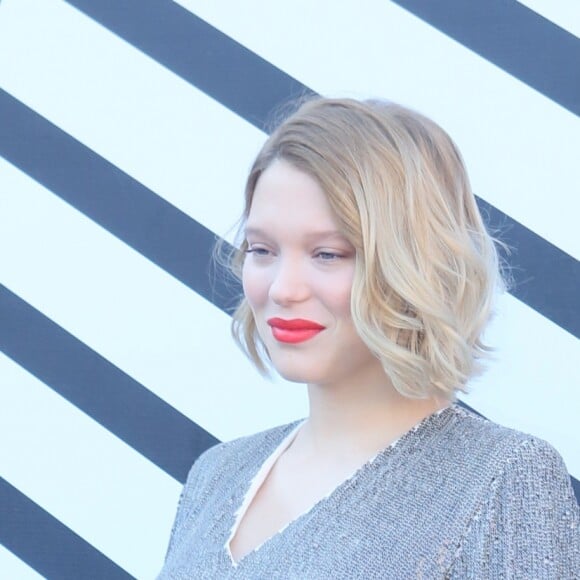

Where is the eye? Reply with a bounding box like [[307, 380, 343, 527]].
[[245, 246, 272, 257], [314, 251, 343, 262]]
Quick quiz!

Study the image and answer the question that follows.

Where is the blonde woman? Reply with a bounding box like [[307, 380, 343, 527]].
[[158, 98, 579, 579]]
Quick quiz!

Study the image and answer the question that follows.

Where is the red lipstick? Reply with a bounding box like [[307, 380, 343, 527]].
[[267, 318, 325, 344]]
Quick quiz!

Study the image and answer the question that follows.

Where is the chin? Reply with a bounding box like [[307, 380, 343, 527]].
[[276, 370, 309, 384], [272, 363, 312, 384], [271, 357, 332, 386]]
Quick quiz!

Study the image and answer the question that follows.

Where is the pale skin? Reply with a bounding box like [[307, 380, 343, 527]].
[[229, 159, 449, 563]]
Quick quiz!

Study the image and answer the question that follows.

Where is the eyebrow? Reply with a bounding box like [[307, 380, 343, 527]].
[[244, 226, 347, 241]]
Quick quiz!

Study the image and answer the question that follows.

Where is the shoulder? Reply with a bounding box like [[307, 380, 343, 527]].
[[442, 404, 569, 471], [445, 404, 578, 527], [428, 404, 577, 513], [446, 407, 580, 577]]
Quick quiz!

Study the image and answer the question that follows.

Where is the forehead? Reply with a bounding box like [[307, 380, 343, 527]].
[[247, 159, 340, 228]]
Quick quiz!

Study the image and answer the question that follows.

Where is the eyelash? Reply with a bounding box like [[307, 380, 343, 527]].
[[314, 251, 342, 261], [245, 247, 271, 257], [245, 247, 344, 262]]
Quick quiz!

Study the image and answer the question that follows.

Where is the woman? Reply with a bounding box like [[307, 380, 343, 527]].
[[158, 98, 579, 578]]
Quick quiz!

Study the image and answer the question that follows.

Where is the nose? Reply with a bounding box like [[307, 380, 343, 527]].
[[268, 256, 311, 305]]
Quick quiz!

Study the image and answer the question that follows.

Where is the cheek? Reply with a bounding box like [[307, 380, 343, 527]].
[[316, 269, 354, 319], [242, 262, 269, 309]]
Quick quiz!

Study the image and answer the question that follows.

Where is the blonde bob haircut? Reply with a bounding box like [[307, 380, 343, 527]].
[[224, 97, 510, 399]]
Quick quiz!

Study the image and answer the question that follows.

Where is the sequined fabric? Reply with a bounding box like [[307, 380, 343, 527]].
[[157, 405, 579, 579]]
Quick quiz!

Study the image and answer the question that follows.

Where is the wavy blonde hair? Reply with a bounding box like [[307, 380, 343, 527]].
[[223, 97, 511, 399]]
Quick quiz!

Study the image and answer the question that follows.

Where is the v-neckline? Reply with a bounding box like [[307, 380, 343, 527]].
[[225, 419, 306, 566], [225, 404, 455, 567]]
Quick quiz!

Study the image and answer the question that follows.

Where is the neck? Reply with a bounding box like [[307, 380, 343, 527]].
[[298, 363, 450, 460]]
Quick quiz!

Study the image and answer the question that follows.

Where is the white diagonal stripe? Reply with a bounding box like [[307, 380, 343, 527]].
[[0, 546, 44, 580], [518, 0, 580, 38]]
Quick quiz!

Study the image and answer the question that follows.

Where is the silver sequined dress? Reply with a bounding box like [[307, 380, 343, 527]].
[[158, 404, 579, 579]]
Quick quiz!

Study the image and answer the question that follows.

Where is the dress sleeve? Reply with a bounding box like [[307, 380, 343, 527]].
[[449, 437, 580, 579]]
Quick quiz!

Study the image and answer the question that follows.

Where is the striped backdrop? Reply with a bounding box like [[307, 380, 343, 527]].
[[1, 1, 578, 578]]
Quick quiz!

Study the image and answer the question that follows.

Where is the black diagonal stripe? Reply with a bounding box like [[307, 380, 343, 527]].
[[477, 198, 579, 337], [0, 89, 578, 337], [573, 476, 580, 504], [64, 0, 579, 121], [65, 0, 313, 132], [0, 285, 218, 484], [0, 477, 134, 579], [0, 89, 241, 314], [391, 0, 579, 117]]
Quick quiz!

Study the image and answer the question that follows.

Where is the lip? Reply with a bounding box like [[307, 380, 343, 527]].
[[267, 318, 325, 330], [267, 318, 325, 344]]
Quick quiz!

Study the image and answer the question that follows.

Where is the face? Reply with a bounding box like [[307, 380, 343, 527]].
[[242, 159, 380, 387]]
